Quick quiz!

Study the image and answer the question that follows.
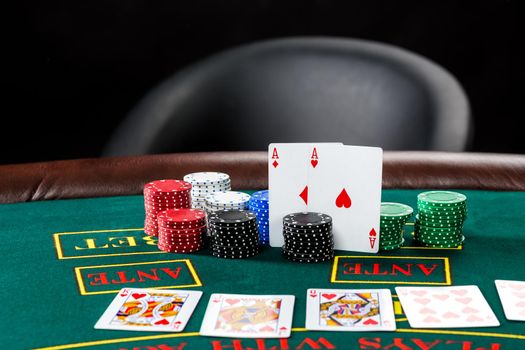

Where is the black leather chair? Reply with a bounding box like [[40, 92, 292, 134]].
[[103, 37, 471, 156]]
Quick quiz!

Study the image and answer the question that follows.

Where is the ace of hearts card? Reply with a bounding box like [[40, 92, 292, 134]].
[[305, 288, 396, 331], [94, 288, 202, 332], [199, 293, 295, 338]]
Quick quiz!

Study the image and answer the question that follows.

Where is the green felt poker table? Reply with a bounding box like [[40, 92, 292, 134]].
[[1, 151, 525, 350]]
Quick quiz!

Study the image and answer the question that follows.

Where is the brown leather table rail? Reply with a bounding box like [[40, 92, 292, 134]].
[[1, 151, 525, 203]]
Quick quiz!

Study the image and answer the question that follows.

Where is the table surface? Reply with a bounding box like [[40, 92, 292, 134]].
[[1, 189, 524, 350]]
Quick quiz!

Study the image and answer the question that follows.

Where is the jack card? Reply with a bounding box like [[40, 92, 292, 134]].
[[495, 279, 525, 321], [200, 293, 295, 338], [94, 288, 202, 332], [396, 286, 500, 328], [306, 288, 396, 331], [307, 145, 382, 252]]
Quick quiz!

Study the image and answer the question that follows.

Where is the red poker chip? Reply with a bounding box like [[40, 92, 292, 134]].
[[144, 229, 158, 237], [158, 232, 205, 240], [144, 179, 192, 192], [157, 243, 202, 252], [144, 197, 191, 204], [157, 221, 207, 229], [157, 209, 206, 222], [158, 226, 207, 233], [158, 238, 204, 246], [144, 188, 191, 196]]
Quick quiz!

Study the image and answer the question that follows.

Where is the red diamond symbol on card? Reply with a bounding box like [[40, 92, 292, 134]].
[[272, 160, 279, 168]]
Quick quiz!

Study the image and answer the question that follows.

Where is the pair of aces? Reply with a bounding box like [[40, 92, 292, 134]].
[[94, 287, 396, 336], [268, 143, 383, 253]]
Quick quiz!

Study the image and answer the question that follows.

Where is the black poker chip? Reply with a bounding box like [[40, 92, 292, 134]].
[[208, 210, 257, 225], [281, 250, 334, 263], [281, 211, 334, 263], [209, 235, 259, 246], [283, 212, 332, 228]]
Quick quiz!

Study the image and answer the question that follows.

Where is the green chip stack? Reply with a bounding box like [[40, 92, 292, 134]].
[[380, 202, 413, 251], [415, 191, 467, 248]]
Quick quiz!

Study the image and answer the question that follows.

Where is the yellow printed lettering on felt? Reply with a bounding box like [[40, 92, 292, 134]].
[[109, 236, 138, 247], [142, 236, 158, 246], [74, 238, 109, 250]]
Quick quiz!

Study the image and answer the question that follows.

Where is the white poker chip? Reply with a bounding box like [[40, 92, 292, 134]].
[[183, 172, 230, 185], [205, 191, 251, 206]]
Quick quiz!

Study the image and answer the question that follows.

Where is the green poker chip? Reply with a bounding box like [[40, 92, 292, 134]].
[[380, 238, 405, 251], [417, 191, 467, 205]]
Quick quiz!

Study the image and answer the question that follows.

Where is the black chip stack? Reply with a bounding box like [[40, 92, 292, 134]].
[[208, 210, 260, 259], [282, 212, 334, 263]]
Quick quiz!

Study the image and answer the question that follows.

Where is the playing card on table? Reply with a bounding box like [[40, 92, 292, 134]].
[[396, 286, 500, 328], [305, 288, 396, 331], [200, 293, 295, 338], [268, 142, 342, 247], [495, 279, 525, 321], [307, 145, 382, 253], [94, 288, 202, 332]]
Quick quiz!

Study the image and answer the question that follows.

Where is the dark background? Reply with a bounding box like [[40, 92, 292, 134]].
[[5, 0, 523, 164]]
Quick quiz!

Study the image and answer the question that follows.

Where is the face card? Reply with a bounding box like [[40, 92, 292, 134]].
[[94, 288, 202, 332], [307, 145, 382, 252], [396, 286, 500, 328], [305, 288, 396, 331], [268, 143, 342, 247], [200, 293, 295, 338], [495, 279, 525, 321]]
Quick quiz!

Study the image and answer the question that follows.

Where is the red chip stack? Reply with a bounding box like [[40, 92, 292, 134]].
[[144, 180, 192, 236], [157, 209, 207, 253]]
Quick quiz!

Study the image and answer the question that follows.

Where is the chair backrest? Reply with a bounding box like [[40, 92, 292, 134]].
[[103, 37, 471, 156]]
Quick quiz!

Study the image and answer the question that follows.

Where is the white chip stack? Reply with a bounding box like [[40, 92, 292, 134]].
[[183, 172, 231, 210], [204, 191, 251, 212]]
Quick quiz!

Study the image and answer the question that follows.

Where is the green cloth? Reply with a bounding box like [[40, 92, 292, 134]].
[[0, 190, 524, 349]]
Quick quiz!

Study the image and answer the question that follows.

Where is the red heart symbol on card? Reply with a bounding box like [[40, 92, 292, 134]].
[[414, 298, 431, 305], [462, 306, 479, 314], [443, 311, 460, 318], [225, 299, 240, 305], [466, 315, 483, 322], [423, 316, 441, 323], [511, 284, 525, 291], [260, 325, 274, 332], [369, 228, 377, 237], [363, 319, 378, 325], [455, 297, 472, 304], [419, 307, 436, 314], [335, 189, 351, 208], [411, 290, 427, 297], [432, 294, 449, 301], [451, 289, 468, 296], [132, 293, 146, 299], [155, 319, 169, 325], [311, 159, 318, 168], [322, 293, 337, 300]]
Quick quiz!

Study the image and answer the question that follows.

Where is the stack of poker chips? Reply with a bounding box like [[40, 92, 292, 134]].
[[379, 202, 413, 251], [247, 190, 269, 245], [143, 179, 192, 236], [282, 212, 334, 263], [156, 209, 207, 253], [208, 210, 260, 259], [204, 191, 251, 213], [414, 191, 467, 248], [183, 172, 231, 210]]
